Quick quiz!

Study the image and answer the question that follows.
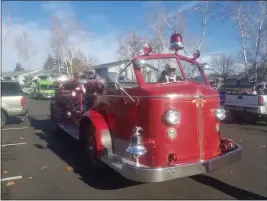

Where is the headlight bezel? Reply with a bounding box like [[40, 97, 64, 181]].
[[215, 107, 226, 121], [164, 108, 181, 125]]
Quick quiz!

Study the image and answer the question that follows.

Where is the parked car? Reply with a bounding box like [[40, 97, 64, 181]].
[[1, 81, 28, 128]]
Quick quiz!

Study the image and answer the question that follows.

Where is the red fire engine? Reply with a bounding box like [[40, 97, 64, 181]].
[[50, 33, 242, 183]]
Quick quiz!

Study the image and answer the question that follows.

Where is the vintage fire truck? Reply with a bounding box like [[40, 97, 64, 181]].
[[50, 33, 242, 183]]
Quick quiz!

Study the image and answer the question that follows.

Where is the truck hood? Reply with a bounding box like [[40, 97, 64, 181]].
[[144, 81, 218, 99]]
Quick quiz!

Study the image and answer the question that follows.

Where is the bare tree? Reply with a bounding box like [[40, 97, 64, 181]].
[[146, 6, 188, 54], [14, 31, 37, 73], [49, 14, 88, 75], [49, 15, 69, 74], [116, 31, 144, 73], [71, 50, 98, 73], [211, 54, 237, 88], [221, 2, 254, 83], [146, 5, 203, 56], [117, 31, 145, 59], [221, 1, 267, 84], [3, 11, 13, 44], [191, 1, 212, 52], [246, 1, 267, 83], [86, 55, 99, 67]]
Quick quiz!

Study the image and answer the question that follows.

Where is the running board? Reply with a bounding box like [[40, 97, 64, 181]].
[[57, 123, 79, 140]]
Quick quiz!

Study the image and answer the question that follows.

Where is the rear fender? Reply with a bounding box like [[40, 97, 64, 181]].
[[80, 110, 113, 157]]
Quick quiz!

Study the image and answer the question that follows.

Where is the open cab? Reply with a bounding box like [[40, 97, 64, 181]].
[[51, 33, 241, 183]]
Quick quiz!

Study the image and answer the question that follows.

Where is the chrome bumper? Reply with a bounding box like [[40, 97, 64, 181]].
[[224, 106, 260, 114], [40, 94, 54, 99], [104, 144, 242, 183]]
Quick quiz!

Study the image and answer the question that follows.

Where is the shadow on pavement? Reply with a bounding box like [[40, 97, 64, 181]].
[[223, 119, 266, 127], [191, 175, 267, 200], [7, 116, 23, 125], [28, 116, 139, 190]]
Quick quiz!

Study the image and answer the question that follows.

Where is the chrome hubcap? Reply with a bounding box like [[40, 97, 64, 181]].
[[86, 135, 97, 163]]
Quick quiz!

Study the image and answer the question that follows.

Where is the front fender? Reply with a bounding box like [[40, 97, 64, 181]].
[[81, 110, 113, 156]]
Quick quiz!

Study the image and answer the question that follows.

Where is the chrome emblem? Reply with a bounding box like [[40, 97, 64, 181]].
[[192, 93, 206, 108]]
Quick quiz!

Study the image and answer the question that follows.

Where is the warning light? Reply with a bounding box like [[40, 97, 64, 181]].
[[170, 33, 184, 51], [144, 44, 152, 55]]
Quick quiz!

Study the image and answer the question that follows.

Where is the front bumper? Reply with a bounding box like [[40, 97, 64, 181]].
[[8, 107, 28, 117], [40, 94, 54, 99], [118, 144, 242, 183]]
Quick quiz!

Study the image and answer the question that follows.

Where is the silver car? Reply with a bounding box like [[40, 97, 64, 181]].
[[1, 81, 28, 128]]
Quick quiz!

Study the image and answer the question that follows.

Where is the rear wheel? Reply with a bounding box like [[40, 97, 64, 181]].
[[1, 110, 7, 129], [231, 112, 244, 123]]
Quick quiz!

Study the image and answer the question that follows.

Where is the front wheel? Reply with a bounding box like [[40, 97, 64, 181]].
[[84, 125, 105, 171], [51, 105, 63, 137]]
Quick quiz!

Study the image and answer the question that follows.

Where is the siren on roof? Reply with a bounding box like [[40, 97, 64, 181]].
[[144, 44, 152, 55], [170, 33, 184, 51]]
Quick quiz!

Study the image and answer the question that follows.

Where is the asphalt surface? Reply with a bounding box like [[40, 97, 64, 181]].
[[1, 98, 267, 199]]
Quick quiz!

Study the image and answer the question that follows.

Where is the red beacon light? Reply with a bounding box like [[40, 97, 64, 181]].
[[170, 33, 184, 52], [193, 50, 200, 60], [144, 44, 152, 55]]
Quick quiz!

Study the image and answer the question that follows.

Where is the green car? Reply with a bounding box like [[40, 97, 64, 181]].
[[36, 80, 55, 99], [21, 84, 34, 96]]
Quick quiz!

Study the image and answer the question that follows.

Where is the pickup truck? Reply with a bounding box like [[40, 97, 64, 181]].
[[224, 83, 267, 123]]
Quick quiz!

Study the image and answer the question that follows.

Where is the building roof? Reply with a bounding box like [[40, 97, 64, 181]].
[[227, 74, 240, 79], [93, 60, 129, 70], [2, 70, 29, 77], [2, 69, 45, 77], [2, 69, 64, 78]]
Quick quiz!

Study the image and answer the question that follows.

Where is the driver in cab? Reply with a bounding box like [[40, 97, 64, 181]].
[[158, 62, 182, 83]]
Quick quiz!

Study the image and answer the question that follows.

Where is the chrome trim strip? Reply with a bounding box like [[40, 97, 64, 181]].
[[99, 94, 219, 100], [104, 144, 242, 183]]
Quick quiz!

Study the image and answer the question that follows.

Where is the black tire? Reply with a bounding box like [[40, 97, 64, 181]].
[[84, 125, 105, 171], [231, 112, 244, 123], [1, 110, 7, 129], [51, 104, 63, 137]]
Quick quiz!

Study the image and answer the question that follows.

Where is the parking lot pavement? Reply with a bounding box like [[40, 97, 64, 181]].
[[1, 98, 267, 199]]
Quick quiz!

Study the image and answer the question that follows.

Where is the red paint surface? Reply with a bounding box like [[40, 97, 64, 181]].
[[93, 54, 221, 168], [55, 53, 226, 168]]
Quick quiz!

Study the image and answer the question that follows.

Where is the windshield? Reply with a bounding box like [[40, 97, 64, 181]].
[[40, 84, 53, 90], [136, 57, 206, 85], [39, 76, 48, 80], [179, 59, 206, 85]]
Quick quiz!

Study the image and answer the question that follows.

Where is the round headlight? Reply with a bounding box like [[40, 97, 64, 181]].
[[215, 107, 226, 121], [164, 109, 180, 125]]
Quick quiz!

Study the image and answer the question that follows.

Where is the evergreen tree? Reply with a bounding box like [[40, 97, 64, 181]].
[[14, 63, 25, 71]]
